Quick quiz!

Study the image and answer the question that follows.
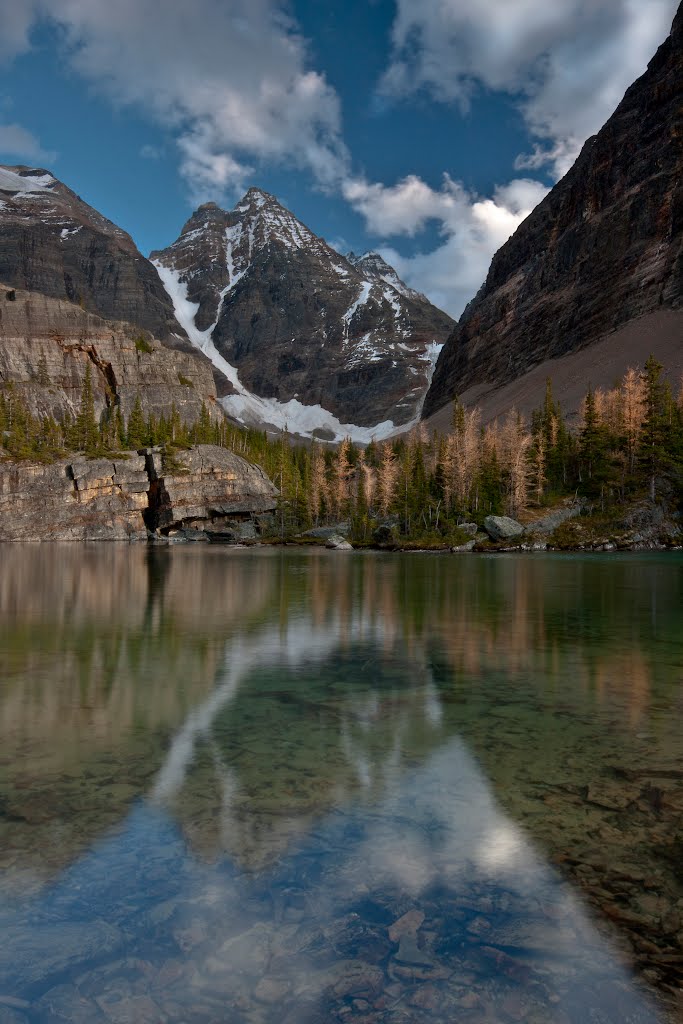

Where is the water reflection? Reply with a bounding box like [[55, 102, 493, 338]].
[[0, 547, 682, 1022]]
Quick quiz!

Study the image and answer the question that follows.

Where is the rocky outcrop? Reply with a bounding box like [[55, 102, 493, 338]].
[[424, 4, 683, 418], [0, 445, 277, 541], [0, 166, 185, 345], [0, 287, 220, 424], [152, 189, 454, 429], [0, 454, 151, 541], [144, 444, 277, 534], [524, 504, 583, 535]]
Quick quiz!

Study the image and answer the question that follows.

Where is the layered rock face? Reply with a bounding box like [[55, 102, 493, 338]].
[[424, 4, 683, 418], [0, 444, 277, 541], [145, 444, 278, 533], [0, 286, 220, 424], [152, 189, 454, 429], [0, 166, 185, 345], [0, 454, 150, 541]]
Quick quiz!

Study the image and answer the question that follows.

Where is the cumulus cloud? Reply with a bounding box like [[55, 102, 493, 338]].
[[380, 0, 678, 178], [0, 0, 349, 200], [0, 122, 56, 163], [344, 173, 549, 317], [0, 6, 36, 63]]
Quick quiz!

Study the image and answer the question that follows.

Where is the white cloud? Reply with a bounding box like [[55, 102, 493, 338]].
[[344, 174, 549, 317], [1, 0, 349, 200], [0, 122, 55, 163], [380, 0, 678, 178], [0, 6, 35, 63]]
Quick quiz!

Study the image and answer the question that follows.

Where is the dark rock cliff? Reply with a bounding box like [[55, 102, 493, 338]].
[[152, 189, 454, 427], [423, 3, 683, 418]]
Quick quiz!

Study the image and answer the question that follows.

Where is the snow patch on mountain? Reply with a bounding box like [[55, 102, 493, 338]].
[[224, 222, 248, 289], [342, 282, 372, 334], [223, 392, 397, 444], [349, 251, 426, 303], [0, 168, 55, 194]]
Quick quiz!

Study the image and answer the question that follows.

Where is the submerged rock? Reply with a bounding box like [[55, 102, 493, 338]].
[[0, 921, 123, 994], [35, 984, 106, 1024]]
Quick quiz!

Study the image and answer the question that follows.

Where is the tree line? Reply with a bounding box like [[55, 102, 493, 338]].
[[1, 356, 682, 542]]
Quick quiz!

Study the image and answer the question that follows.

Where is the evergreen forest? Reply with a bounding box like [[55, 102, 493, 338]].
[[1, 357, 682, 545]]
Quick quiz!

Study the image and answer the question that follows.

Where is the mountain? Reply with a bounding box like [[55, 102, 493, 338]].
[[0, 165, 222, 426], [0, 165, 185, 345], [423, 3, 683, 422], [151, 189, 454, 439], [346, 250, 426, 302]]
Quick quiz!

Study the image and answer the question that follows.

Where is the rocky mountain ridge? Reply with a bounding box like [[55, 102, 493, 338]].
[[424, 2, 683, 419], [0, 165, 185, 346], [151, 188, 454, 437]]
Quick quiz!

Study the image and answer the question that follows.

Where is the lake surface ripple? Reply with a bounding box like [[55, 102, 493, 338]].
[[1, 547, 682, 1023]]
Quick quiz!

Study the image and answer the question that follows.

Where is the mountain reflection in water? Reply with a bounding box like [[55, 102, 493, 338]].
[[0, 546, 682, 1023]]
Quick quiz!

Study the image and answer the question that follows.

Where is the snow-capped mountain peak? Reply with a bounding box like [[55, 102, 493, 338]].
[[347, 251, 426, 303], [151, 189, 454, 439], [0, 166, 56, 194]]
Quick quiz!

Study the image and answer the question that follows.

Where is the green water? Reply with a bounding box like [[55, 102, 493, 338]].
[[0, 546, 682, 1023]]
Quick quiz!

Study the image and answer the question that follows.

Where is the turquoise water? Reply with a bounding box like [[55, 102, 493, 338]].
[[1, 546, 682, 1023]]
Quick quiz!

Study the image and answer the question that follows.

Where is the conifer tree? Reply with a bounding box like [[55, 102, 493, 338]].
[[75, 362, 99, 455], [579, 387, 611, 494], [126, 396, 147, 450]]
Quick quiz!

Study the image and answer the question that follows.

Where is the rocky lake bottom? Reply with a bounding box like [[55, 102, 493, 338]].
[[0, 546, 682, 1023]]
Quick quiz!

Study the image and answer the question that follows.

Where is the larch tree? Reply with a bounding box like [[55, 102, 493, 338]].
[[377, 442, 399, 516]]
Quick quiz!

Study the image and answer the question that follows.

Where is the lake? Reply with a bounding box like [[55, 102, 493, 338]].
[[1, 546, 682, 1023]]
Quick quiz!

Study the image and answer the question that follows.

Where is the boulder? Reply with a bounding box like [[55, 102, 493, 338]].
[[325, 534, 353, 550], [458, 522, 478, 537], [483, 515, 524, 541]]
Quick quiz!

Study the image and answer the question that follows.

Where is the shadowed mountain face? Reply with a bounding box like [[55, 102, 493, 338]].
[[423, 4, 683, 420], [0, 166, 186, 347], [151, 189, 454, 428]]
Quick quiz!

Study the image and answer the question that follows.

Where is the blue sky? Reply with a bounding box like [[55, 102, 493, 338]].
[[0, 0, 677, 317]]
